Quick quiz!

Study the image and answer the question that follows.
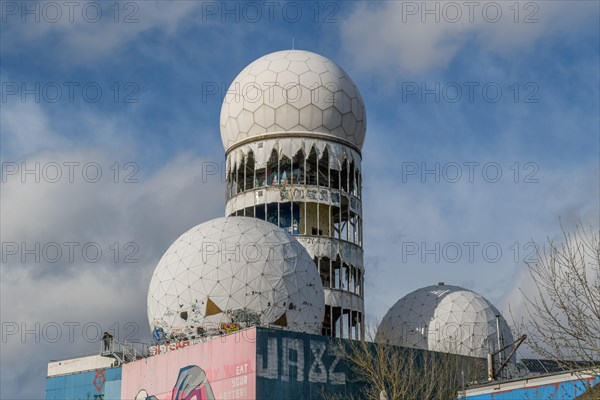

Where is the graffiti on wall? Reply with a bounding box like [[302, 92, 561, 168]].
[[220, 322, 242, 334], [122, 330, 256, 400], [256, 334, 346, 384], [134, 365, 215, 400], [46, 367, 122, 400], [93, 370, 106, 392]]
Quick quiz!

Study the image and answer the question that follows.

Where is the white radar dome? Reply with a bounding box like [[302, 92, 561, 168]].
[[147, 216, 325, 338], [220, 50, 366, 152], [376, 284, 514, 358]]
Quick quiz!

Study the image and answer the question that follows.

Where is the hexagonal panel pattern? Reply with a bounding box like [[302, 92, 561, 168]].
[[148, 217, 325, 339], [220, 50, 367, 151], [376, 284, 514, 358]]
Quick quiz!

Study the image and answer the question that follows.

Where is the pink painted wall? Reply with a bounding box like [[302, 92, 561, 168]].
[[121, 328, 257, 400]]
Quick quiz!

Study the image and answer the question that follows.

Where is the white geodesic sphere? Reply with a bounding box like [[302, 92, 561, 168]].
[[147, 217, 325, 337], [220, 50, 366, 151], [376, 284, 514, 358]]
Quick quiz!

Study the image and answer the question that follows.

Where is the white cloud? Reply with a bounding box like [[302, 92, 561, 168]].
[[361, 120, 599, 328], [0, 102, 70, 157], [339, 1, 598, 75], [1, 1, 201, 63], [0, 101, 226, 398]]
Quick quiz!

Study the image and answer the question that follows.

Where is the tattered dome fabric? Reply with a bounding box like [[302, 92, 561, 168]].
[[147, 216, 325, 338], [220, 50, 367, 152]]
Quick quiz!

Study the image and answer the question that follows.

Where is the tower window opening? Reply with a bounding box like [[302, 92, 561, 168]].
[[244, 151, 255, 191], [318, 148, 329, 187], [330, 167, 340, 190], [331, 205, 342, 240], [266, 203, 278, 225], [342, 309, 351, 339], [331, 306, 342, 337], [256, 167, 266, 188], [322, 305, 332, 336], [236, 162, 244, 193], [332, 256, 342, 289], [266, 149, 278, 186], [280, 154, 291, 185], [306, 147, 318, 186], [341, 263, 349, 290], [292, 150, 305, 185], [227, 169, 234, 198], [349, 161, 355, 195], [349, 266, 356, 294], [230, 165, 240, 197], [293, 201, 305, 234], [341, 159, 348, 192], [318, 257, 332, 288], [355, 169, 361, 199], [351, 311, 361, 340], [341, 196, 350, 242], [277, 202, 300, 234], [255, 204, 266, 221]]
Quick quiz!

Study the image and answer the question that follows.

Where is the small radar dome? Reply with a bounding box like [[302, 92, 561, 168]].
[[376, 284, 514, 358]]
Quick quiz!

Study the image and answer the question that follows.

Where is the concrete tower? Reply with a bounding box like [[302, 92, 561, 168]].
[[220, 50, 367, 339]]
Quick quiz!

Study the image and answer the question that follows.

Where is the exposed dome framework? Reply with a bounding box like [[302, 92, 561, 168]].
[[147, 217, 325, 338], [376, 284, 514, 359], [220, 50, 366, 152]]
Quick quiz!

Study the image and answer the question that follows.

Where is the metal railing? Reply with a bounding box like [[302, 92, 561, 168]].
[[100, 339, 150, 365]]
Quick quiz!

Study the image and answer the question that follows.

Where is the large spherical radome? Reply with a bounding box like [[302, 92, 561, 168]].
[[147, 217, 325, 338], [376, 284, 514, 358], [220, 50, 366, 152]]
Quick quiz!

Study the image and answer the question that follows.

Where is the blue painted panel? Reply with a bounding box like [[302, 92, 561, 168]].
[[104, 380, 121, 400], [463, 377, 599, 400], [45, 367, 121, 400]]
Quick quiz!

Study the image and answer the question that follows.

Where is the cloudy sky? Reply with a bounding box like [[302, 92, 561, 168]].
[[1, 1, 598, 398]]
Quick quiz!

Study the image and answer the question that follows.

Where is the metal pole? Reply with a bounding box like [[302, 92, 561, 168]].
[[496, 315, 503, 378]]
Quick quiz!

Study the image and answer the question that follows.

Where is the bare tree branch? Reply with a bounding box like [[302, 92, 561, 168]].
[[325, 324, 483, 400], [518, 222, 600, 373]]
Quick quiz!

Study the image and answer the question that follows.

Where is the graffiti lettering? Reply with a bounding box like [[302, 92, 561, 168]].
[[256, 337, 278, 379], [93, 370, 106, 392], [220, 322, 242, 334], [281, 338, 304, 382], [292, 188, 304, 198], [256, 336, 346, 385], [149, 339, 198, 355], [327, 346, 345, 385], [308, 341, 327, 383]]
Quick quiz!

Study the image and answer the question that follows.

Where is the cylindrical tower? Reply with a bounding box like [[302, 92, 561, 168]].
[[220, 50, 367, 339]]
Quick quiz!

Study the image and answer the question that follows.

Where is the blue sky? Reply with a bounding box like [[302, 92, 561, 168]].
[[1, 1, 599, 398]]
